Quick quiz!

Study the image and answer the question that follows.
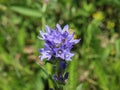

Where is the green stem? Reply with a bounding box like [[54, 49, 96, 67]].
[[56, 61, 64, 90], [36, 62, 59, 89], [58, 85, 64, 90]]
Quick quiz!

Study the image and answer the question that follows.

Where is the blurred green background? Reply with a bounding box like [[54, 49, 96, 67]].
[[0, 0, 120, 90]]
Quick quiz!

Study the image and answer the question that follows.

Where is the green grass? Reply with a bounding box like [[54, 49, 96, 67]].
[[0, 0, 120, 90]]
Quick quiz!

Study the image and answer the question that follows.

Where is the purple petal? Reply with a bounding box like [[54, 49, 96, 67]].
[[67, 32, 75, 41], [45, 25, 51, 33], [56, 24, 62, 32], [65, 52, 74, 61], [63, 31, 69, 38], [40, 53, 52, 60], [40, 31, 46, 39], [64, 72, 69, 80], [39, 48, 44, 52], [39, 55, 44, 61], [60, 61, 67, 70], [53, 75, 58, 81], [59, 75, 64, 82], [70, 39, 80, 44], [63, 24, 68, 32], [37, 36, 44, 40]]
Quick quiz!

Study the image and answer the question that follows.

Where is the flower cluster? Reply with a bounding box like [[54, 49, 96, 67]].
[[38, 24, 80, 89], [39, 24, 80, 61]]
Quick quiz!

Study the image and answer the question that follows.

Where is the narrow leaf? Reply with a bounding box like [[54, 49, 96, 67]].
[[11, 6, 41, 18]]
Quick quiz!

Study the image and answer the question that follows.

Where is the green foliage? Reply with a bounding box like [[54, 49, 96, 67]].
[[11, 6, 42, 18], [0, 0, 120, 90], [93, 61, 109, 90], [65, 54, 79, 90]]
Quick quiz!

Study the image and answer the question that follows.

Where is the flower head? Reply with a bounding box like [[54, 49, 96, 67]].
[[39, 24, 80, 61]]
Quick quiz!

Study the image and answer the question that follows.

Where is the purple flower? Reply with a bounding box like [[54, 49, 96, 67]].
[[39, 24, 80, 61], [60, 61, 66, 70], [53, 72, 69, 83], [64, 72, 69, 80]]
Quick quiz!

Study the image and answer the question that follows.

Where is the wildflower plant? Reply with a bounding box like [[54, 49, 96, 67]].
[[38, 24, 80, 90]]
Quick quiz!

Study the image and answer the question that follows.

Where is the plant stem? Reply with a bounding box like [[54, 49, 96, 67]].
[[36, 62, 59, 89]]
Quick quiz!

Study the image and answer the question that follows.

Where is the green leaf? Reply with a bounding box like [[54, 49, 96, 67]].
[[66, 54, 79, 90], [115, 39, 120, 57], [17, 29, 26, 48], [101, 46, 111, 60], [10, 6, 41, 18], [85, 20, 100, 47], [76, 84, 83, 90], [93, 61, 109, 90]]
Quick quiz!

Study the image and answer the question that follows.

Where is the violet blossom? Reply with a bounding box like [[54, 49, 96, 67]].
[[39, 24, 80, 61]]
